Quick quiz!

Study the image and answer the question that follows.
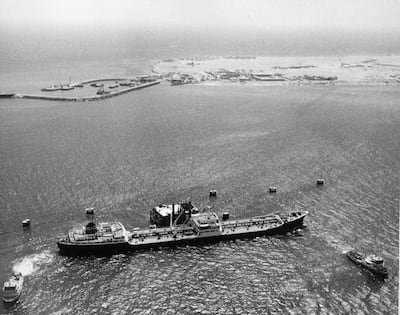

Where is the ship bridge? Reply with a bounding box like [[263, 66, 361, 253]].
[[150, 201, 198, 227], [189, 213, 222, 236]]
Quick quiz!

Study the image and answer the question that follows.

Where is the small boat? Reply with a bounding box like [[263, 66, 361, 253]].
[[90, 83, 104, 88], [2, 272, 23, 303], [346, 250, 389, 278], [96, 87, 110, 95], [61, 84, 74, 91], [41, 85, 62, 92], [61, 77, 75, 90]]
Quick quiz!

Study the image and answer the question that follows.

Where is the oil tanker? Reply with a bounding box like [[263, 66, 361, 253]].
[[57, 207, 308, 256]]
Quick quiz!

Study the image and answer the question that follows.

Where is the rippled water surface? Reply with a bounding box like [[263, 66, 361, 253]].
[[0, 84, 398, 314]]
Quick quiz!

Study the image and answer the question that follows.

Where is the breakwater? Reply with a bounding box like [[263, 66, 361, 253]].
[[79, 77, 138, 85], [1, 80, 161, 102]]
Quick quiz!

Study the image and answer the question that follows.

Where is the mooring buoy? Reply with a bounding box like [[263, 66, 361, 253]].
[[222, 212, 230, 221], [85, 207, 94, 215], [209, 190, 217, 197]]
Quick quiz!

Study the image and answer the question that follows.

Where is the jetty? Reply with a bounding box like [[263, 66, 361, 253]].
[[1, 80, 161, 102]]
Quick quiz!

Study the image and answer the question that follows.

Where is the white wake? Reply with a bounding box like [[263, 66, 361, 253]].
[[12, 250, 54, 276]]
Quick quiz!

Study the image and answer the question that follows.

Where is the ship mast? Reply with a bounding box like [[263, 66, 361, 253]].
[[170, 204, 174, 228]]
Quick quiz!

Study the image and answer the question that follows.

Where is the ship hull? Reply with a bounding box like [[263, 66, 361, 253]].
[[57, 241, 130, 256], [57, 215, 306, 256], [2, 292, 22, 304]]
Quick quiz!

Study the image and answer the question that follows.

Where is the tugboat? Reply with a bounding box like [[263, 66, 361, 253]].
[[57, 209, 308, 256], [346, 250, 389, 278], [2, 272, 23, 303]]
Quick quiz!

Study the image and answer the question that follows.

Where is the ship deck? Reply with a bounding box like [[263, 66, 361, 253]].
[[221, 220, 283, 235], [128, 218, 291, 247]]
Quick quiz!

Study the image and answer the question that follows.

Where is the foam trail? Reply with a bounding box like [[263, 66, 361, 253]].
[[12, 250, 54, 276]]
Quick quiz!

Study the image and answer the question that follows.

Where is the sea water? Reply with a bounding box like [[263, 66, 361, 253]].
[[0, 29, 398, 314]]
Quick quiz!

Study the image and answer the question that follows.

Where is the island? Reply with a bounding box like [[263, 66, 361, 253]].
[[1, 55, 399, 102], [153, 55, 400, 86]]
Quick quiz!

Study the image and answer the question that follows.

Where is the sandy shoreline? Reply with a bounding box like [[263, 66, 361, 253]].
[[153, 55, 400, 86]]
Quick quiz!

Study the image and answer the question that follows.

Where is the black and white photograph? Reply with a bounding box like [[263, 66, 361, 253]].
[[0, 0, 399, 314]]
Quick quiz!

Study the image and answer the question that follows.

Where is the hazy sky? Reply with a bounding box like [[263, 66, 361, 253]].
[[0, 0, 399, 32]]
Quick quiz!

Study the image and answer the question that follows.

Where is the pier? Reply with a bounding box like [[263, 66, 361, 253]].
[[1, 80, 161, 102]]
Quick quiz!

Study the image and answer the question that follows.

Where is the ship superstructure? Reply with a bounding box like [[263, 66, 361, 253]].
[[150, 201, 198, 227], [57, 221, 130, 254]]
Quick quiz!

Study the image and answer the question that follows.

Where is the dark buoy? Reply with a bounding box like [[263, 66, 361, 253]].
[[269, 186, 277, 193], [22, 219, 30, 228], [209, 190, 217, 197], [85, 207, 94, 215], [316, 179, 324, 186], [222, 212, 230, 221]]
